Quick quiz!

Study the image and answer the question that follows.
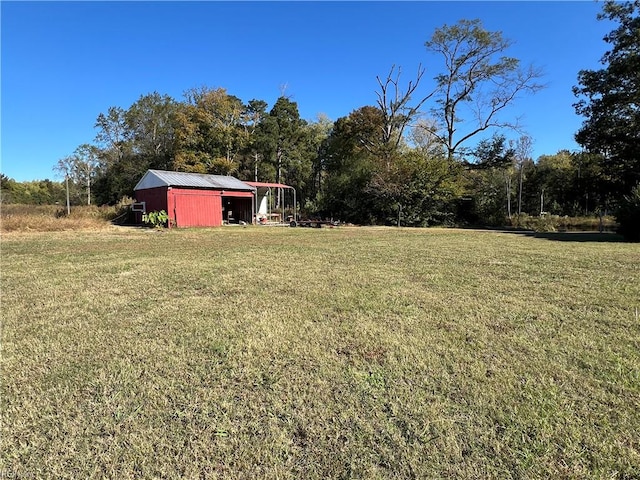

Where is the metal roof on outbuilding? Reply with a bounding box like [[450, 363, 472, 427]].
[[134, 170, 256, 192], [245, 181, 294, 190]]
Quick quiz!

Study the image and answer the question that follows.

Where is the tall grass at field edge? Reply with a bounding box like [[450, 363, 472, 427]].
[[0, 204, 122, 232]]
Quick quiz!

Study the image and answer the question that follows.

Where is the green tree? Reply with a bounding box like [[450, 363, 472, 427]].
[[533, 151, 577, 216], [467, 134, 516, 223], [2, 176, 67, 206], [369, 19, 543, 226], [93, 156, 142, 205], [523, 150, 612, 218], [173, 101, 212, 173], [468, 134, 514, 171], [40, 179, 67, 205], [616, 184, 640, 241], [125, 92, 178, 170], [93, 105, 138, 204], [573, 0, 640, 200], [572, 151, 607, 215], [76, 144, 100, 205], [240, 99, 269, 181], [95, 106, 129, 167], [54, 150, 93, 206], [318, 105, 464, 225], [318, 107, 382, 222], [306, 113, 334, 203], [174, 87, 247, 175], [0, 174, 18, 203], [257, 97, 313, 206]]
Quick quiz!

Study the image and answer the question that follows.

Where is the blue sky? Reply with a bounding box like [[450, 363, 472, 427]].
[[2, 1, 613, 182]]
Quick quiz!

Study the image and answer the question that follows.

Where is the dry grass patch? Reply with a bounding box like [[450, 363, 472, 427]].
[[1, 227, 639, 478], [1, 204, 118, 233]]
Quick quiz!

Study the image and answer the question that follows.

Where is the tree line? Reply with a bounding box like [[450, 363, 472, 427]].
[[2, 4, 638, 236]]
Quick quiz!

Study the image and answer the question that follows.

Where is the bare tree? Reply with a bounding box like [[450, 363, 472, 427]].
[[375, 65, 434, 167], [423, 19, 545, 161]]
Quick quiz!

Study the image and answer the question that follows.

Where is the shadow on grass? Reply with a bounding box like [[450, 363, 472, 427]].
[[505, 230, 626, 243]]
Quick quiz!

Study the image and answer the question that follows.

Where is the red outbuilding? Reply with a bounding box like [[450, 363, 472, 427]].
[[134, 170, 256, 227]]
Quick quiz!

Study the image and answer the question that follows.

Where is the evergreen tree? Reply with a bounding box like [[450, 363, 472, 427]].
[[573, 0, 640, 202]]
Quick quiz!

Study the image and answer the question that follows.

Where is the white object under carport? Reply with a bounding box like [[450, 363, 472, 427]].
[[246, 181, 296, 225]]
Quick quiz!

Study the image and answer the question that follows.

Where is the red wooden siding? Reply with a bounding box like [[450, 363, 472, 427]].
[[169, 188, 223, 227], [134, 186, 169, 224], [136, 186, 169, 211]]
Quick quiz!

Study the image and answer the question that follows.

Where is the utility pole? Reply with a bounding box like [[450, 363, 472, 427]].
[[65, 175, 71, 215]]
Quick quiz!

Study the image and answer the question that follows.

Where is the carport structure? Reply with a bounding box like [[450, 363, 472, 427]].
[[246, 181, 297, 225]]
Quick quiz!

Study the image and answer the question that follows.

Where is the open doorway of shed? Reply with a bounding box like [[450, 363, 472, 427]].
[[222, 196, 254, 224]]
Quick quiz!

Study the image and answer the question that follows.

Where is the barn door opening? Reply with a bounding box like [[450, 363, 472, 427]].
[[222, 196, 253, 224]]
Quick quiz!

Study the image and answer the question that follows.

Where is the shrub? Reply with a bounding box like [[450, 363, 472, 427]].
[[510, 213, 617, 233], [142, 210, 168, 229], [616, 184, 640, 242]]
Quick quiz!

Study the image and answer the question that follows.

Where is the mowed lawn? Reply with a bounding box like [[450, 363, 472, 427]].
[[1, 226, 639, 479]]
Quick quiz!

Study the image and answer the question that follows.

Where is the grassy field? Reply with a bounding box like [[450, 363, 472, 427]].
[[1, 226, 639, 479]]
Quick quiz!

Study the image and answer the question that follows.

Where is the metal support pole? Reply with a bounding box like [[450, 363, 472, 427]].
[[252, 189, 256, 225], [293, 188, 297, 223]]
